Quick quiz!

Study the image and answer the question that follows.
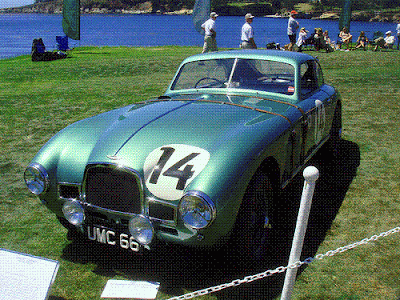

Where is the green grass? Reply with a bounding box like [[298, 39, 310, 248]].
[[0, 46, 399, 300]]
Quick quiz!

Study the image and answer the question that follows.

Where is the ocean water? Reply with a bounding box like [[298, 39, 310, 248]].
[[0, 13, 397, 59]]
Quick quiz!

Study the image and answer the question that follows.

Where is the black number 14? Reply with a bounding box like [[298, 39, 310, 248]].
[[149, 147, 200, 190]]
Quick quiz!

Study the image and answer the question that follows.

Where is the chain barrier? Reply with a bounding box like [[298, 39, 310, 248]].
[[165, 226, 400, 300]]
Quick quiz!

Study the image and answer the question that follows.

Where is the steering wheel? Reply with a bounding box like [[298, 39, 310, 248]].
[[194, 77, 224, 88]]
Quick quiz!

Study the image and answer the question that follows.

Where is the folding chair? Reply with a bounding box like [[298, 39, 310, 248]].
[[56, 36, 70, 51]]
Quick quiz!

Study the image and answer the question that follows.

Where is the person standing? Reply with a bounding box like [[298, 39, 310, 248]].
[[201, 12, 218, 53], [396, 18, 400, 50], [287, 10, 299, 51], [241, 13, 257, 49], [296, 27, 308, 51]]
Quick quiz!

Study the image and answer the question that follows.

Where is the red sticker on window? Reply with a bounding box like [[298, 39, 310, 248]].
[[288, 86, 295, 93]]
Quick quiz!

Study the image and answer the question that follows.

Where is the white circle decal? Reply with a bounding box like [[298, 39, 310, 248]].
[[314, 99, 326, 144], [144, 144, 210, 201]]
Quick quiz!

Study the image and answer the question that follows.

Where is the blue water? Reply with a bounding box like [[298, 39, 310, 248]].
[[0, 13, 397, 59]]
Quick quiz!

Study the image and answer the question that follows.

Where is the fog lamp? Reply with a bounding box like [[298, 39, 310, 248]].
[[62, 200, 85, 226], [179, 191, 216, 229], [24, 163, 49, 195], [128, 215, 154, 245]]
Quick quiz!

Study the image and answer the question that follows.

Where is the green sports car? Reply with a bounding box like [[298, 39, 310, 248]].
[[24, 50, 341, 258]]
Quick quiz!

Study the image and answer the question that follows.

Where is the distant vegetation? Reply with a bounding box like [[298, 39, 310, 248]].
[[1, 0, 398, 18], [31, 0, 400, 15]]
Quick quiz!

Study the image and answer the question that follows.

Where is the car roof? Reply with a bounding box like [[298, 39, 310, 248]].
[[181, 50, 315, 66]]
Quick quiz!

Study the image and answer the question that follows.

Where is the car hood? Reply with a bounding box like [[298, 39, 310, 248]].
[[43, 96, 301, 188], [88, 97, 295, 163]]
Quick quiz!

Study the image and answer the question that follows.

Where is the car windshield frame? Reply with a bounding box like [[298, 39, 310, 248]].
[[169, 57, 297, 98]]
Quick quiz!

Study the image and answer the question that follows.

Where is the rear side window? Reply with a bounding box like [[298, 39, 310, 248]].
[[300, 60, 323, 96]]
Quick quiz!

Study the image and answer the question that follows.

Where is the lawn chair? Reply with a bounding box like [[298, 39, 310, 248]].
[[370, 31, 384, 46], [56, 36, 70, 51]]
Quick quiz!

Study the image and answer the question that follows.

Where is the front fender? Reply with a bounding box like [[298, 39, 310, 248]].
[[184, 116, 292, 245]]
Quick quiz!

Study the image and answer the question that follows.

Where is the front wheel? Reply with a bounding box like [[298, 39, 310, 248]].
[[229, 173, 275, 265]]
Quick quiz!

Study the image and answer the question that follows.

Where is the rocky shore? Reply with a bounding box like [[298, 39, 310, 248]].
[[313, 10, 399, 23], [1, 1, 399, 23]]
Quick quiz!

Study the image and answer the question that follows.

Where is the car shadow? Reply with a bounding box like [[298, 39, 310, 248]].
[[60, 139, 360, 300]]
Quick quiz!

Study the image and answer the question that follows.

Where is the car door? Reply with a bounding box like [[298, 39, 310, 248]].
[[299, 60, 334, 161]]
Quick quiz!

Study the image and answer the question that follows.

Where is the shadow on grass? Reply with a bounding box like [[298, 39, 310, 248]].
[[61, 139, 360, 300]]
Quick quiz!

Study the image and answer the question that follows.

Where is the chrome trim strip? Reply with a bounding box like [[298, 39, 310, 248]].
[[82, 203, 136, 219]]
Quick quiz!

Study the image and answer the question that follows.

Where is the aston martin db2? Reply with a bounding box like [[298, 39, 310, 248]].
[[25, 50, 341, 258]]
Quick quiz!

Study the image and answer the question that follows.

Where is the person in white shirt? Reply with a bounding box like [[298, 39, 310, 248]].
[[241, 13, 257, 49], [287, 10, 299, 51], [201, 12, 218, 53], [396, 19, 400, 50], [374, 31, 395, 51]]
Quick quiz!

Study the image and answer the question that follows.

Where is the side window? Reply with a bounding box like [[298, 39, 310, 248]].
[[300, 61, 318, 95], [315, 62, 324, 87]]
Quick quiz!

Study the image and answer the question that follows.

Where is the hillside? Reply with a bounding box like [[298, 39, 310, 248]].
[[1, 0, 400, 22]]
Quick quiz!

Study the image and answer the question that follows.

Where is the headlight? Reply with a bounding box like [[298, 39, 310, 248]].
[[62, 200, 85, 226], [179, 191, 216, 229], [24, 163, 49, 195], [129, 215, 154, 246]]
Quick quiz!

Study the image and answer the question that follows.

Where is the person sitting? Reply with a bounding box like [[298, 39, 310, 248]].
[[323, 30, 335, 51], [338, 27, 352, 50], [31, 38, 67, 62], [313, 28, 326, 51], [373, 31, 395, 51], [355, 31, 369, 50], [304, 30, 315, 47]]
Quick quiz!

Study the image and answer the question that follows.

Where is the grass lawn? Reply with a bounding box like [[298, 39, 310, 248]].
[[0, 46, 399, 300]]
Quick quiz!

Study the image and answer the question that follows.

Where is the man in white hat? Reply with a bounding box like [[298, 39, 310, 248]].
[[201, 12, 218, 53], [374, 30, 395, 51], [241, 13, 257, 49]]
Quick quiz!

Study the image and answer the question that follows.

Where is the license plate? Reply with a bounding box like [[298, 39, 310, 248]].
[[86, 225, 142, 252]]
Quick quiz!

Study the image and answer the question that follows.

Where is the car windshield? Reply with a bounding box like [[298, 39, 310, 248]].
[[170, 58, 296, 95]]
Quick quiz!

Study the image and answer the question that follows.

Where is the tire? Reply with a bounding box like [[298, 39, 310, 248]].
[[230, 173, 275, 265]]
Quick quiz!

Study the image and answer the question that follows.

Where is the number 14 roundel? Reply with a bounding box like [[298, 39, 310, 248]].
[[144, 144, 210, 201]]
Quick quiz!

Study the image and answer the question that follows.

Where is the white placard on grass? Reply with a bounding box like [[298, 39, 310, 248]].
[[0, 248, 59, 300], [101, 280, 160, 299]]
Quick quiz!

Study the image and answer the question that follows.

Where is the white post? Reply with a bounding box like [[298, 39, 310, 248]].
[[280, 166, 319, 300]]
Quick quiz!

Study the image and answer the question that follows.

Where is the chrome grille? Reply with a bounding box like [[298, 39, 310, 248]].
[[84, 165, 142, 214]]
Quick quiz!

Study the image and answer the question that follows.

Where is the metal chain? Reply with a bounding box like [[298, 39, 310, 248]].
[[165, 226, 400, 300]]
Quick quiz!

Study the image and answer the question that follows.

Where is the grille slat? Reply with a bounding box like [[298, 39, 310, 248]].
[[84, 166, 141, 214]]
